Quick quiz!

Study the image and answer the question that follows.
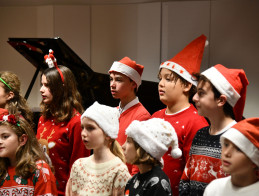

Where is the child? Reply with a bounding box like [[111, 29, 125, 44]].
[[0, 109, 57, 195], [0, 71, 34, 127], [204, 117, 259, 195], [109, 56, 151, 175], [66, 101, 131, 196], [123, 118, 182, 196], [151, 35, 209, 195], [179, 64, 249, 195], [36, 50, 90, 195]]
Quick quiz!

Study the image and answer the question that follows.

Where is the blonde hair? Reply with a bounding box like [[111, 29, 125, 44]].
[[0, 71, 34, 127], [0, 116, 48, 181], [131, 138, 162, 167], [110, 140, 125, 163]]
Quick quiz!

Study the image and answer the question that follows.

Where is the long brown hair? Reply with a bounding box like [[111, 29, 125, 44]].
[[0, 71, 34, 127], [0, 116, 48, 180], [40, 66, 83, 122]]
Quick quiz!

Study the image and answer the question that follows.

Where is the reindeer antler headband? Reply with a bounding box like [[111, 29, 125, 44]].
[[44, 49, 65, 83]]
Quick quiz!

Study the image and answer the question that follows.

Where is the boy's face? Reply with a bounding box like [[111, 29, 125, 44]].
[[221, 138, 256, 175], [158, 68, 186, 106], [122, 137, 137, 164], [192, 81, 218, 118], [109, 72, 136, 100]]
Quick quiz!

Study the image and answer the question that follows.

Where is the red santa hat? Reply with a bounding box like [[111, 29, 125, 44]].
[[109, 56, 144, 88], [221, 118, 259, 167], [201, 64, 249, 122], [160, 34, 207, 86]]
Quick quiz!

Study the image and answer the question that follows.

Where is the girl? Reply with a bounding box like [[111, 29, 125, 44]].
[[36, 64, 90, 195], [204, 118, 259, 196], [0, 109, 57, 195], [66, 101, 131, 196], [0, 71, 34, 127], [123, 118, 182, 196]]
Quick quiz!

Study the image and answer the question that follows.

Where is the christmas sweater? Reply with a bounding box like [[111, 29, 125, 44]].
[[36, 112, 90, 195], [66, 155, 131, 196], [151, 104, 208, 196], [124, 166, 172, 196], [179, 123, 236, 196], [0, 160, 57, 196], [204, 176, 259, 196], [118, 100, 150, 175]]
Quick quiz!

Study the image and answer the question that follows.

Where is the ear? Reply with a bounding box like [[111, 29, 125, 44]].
[[131, 81, 137, 89], [183, 82, 192, 93], [7, 91, 14, 101], [19, 134, 28, 146], [217, 95, 227, 107]]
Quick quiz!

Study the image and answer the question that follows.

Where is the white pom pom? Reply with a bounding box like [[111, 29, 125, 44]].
[[171, 148, 182, 159], [205, 40, 209, 47]]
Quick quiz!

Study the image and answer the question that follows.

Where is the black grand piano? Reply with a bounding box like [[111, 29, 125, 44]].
[[8, 37, 164, 124]]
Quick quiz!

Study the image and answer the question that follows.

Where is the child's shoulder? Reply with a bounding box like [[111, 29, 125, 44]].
[[35, 160, 52, 171]]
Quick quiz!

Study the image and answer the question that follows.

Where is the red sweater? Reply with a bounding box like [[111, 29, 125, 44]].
[[36, 112, 90, 195], [151, 104, 208, 196], [0, 160, 57, 195]]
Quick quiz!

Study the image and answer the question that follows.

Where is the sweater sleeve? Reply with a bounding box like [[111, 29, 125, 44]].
[[179, 152, 192, 195], [34, 161, 58, 196], [112, 164, 131, 195]]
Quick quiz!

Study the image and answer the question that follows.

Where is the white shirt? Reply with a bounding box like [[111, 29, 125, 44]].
[[204, 176, 259, 196], [119, 97, 139, 114]]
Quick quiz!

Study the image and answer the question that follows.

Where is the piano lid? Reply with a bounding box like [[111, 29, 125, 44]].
[[8, 37, 164, 114]]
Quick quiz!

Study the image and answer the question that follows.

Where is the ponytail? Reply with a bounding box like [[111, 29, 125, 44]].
[[110, 140, 125, 163]]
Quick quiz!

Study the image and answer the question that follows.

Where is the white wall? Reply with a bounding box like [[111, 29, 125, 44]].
[[0, 0, 258, 117]]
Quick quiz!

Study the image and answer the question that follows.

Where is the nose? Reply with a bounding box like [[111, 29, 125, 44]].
[[110, 80, 115, 88], [122, 142, 126, 150], [158, 79, 164, 87], [223, 146, 233, 157], [81, 129, 87, 138], [40, 85, 44, 93], [192, 92, 199, 103]]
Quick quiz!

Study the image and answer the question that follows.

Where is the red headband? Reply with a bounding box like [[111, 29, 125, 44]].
[[44, 49, 64, 83]]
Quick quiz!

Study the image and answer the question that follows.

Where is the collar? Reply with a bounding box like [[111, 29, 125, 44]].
[[214, 120, 237, 135], [119, 97, 139, 114]]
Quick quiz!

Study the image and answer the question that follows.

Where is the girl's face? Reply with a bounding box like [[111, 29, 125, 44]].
[[81, 117, 106, 150], [0, 83, 12, 109], [221, 138, 256, 176], [110, 72, 136, 100], [40, 74, 53, 105], [122, 137, 137, 164], [193, 81, 218, 118], [0, 125, 20, 166], [158, 68, 186, 106]]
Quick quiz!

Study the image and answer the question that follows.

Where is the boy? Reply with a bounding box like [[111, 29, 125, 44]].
[[152, 35, 209, 195], [179, 64, 249, 195], [123, 118, 182, 196], [204, 117, 259, 196], [109, 56, 151, 174]]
